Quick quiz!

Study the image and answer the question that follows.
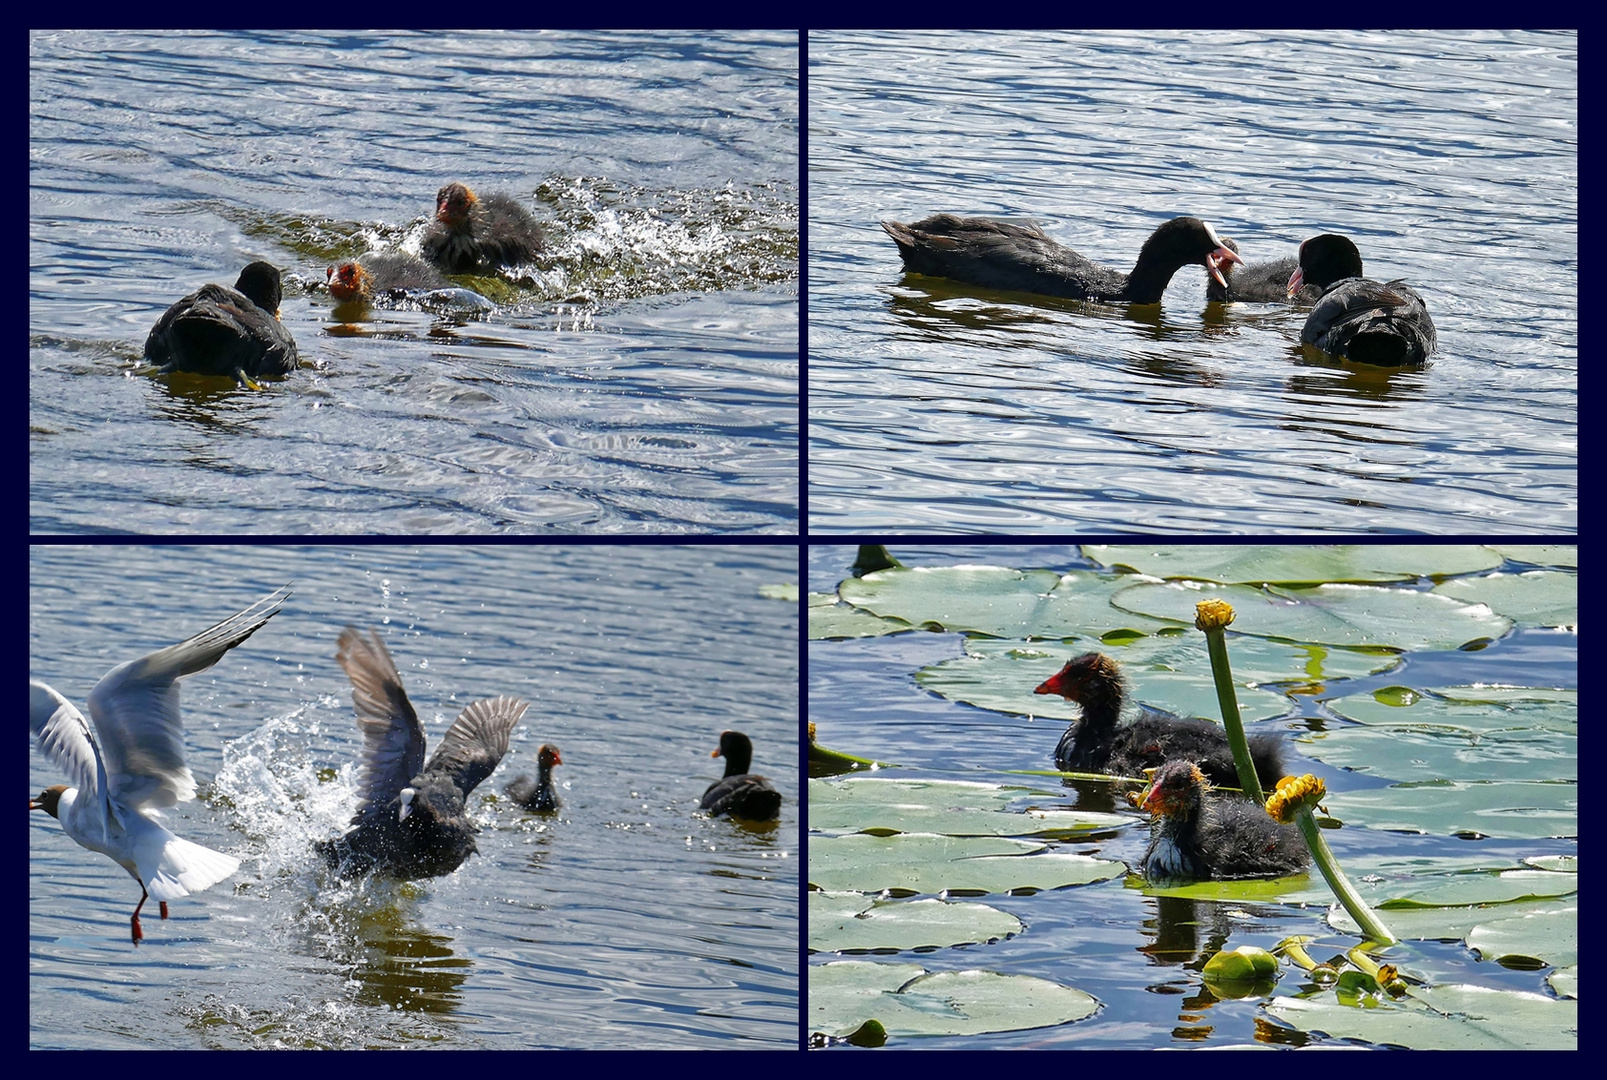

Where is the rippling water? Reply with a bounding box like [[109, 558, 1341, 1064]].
[[30, 30, 799, 533], [808, 30, 1575, 534], [30, 544, 799, 1049]]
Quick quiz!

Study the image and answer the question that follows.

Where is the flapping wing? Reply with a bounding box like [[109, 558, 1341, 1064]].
[[423, 696, 527, 799], [336, 626, 427, 826], [30, 679, 105, 800], [85, 584, 291, 810]]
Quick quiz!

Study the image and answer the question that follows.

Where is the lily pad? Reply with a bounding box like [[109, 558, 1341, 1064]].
[[1431, 570, 1577, 628], [1264, 983, 1576, 1049], [1083, 544, 1502, 585], [1323, 780, 1576, 841], [1548, 966, 1577, 999], [808, 776, 1132, 839], [1486, 545, 1577, 569], [1112, 580, 1512, 652], [916, 634, 1390, 728], [809, 590, 911, 640], [809, 832, 1125, 895], [809, 891, 1023, 953], [759, 582, 799, 602], [839, 565, 1179, 640], [810, 960, 1100, 1039], [1299, 687, 1576, 783], [1465, 906, 1577, 967]]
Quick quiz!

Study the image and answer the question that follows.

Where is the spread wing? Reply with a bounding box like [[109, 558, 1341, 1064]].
[[83, 584, 290, 810], [335, 626, 427, 826], [422, 696, 527, 799]]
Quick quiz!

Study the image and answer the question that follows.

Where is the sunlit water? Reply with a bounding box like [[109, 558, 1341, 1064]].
[[807, 544, 1576, 1049], [30, 30, 799, 533], [30, 544, 799, 1049], [808, 30, 1575, 534]]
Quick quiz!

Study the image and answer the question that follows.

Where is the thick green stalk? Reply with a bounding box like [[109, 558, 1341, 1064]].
[[1294, 808, 1396, 945], [1195, 601, 1265, 802]]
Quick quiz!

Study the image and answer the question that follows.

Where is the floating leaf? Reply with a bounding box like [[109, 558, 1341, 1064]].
[[810, 961, 1100, 1039], [1265, 983, 1576, 1049], [1113, 580, 1512, 652], [809, 776, 1131, 839], [759, 582, 799, 602], [1083, 544, 1502, 584], [809, 832, 1125, 895], [1323, 780, 1576, 840], [1465, 906, 1577, 967], [809, 891, 1023, 953], [809, 590, 911, 640], [1431, 570, 1577, 628]]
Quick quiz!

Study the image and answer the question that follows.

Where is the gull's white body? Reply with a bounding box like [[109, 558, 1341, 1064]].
[[29, 585, 289, 942]]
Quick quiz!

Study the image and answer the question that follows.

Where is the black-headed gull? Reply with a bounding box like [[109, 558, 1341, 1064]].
[[700, 731, 781, 821], [29, 584, 290, 943], [316, 626, 527, 878]]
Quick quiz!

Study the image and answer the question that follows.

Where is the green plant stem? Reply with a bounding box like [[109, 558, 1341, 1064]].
[[1296, 808, 1396, 945], [1200, 626, 1265, 803]]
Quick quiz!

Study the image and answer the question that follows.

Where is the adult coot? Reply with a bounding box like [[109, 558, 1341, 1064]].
[[327, 252, 451, 303], [1140, 760, 1309, 883], [1034, 652, 1285, 791], [503, 744, 563, 813], [29, 585, 288, 942], [315, 626, 528, 879], [1205, 238, 1319, 303], [143, 261, 297, 383], [421, 182, 544, 273], [1288, 233, 1437, 365], [880, 213, 1243, 303], [700, 730, 781, 821]]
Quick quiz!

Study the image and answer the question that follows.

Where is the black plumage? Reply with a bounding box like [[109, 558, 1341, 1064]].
[[1140, 760, 1309, 883], [504, 744, 563, 813], [421, 181, 544, 274], [143, 261, 297, 382], [1290, 233, 1436, 365], [700, 730, 781, 821]]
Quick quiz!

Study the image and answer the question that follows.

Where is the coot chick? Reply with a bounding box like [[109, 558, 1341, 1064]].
[[1140, 760, 1309, 883], [880, 214, 1243, 304], [700, 730, 782, 821], [1034, 652, 1285, 792], [327, 252, 450, 303], [315, 626, 529, 879], [143, 261, 297, 383], [421, 181, 545, 273], [1288, 233, 1436, 366], [503, 744, 563, 813], [1205, 238, 1318, 304]]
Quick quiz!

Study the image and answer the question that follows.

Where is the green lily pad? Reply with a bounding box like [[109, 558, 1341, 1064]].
[[839, 565, 1179, 640], [809, 891, 1024, 953], [1323, 780, 1576, 840], [1465, 906, 1577, 967], [1112, 580, 1512, 652], [810, 960, 1100, 1039], [1328, 897, 1573, 945], [1548, 966, 1577, 1000], [809, 832, 1125, 895], [759, 582, 799, 602], [917, 634, 1390, 728], [1486, 545, 1577, 569], [1299, 687, 1576, 783], [1083, 544, 1503, 584], [808, 776, 1132, 839], [809, 590, 911, 640], [1431, 570, 1577, 628], [1264, 983, 1576, 1049]]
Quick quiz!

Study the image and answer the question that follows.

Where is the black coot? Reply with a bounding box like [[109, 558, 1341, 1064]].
[[1289, 233, 1436, 365], [1205, 238, 1318, 303], [503, 744, 563, 813], [1034, 652, 1285, 791], [1140, 760, 1309, 883], [880, 214, 1243, 304], [700, 730, 782, 821], [143, 261, 297, 382], [315, 626, 528, 879], [421, 181, 544, 274]]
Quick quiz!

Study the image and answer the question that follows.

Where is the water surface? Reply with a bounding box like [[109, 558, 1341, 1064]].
[[31, 30, 799, 533], [30, 543, 799, 1049], [808, 30, 1575, 534]]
